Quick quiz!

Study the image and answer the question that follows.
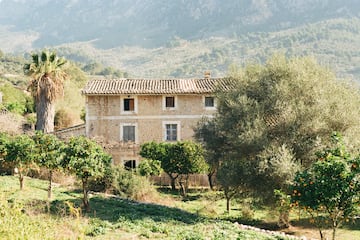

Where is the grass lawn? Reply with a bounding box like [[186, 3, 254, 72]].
[[1, 175, 359, 239]]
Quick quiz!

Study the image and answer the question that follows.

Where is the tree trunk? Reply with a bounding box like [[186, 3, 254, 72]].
[[170, 177, 176, 191], [48, 170, 53, 199], [208, 172, 214, 190], [166, 172, 177, 190], [19, 171, 24, 190], [278, 209, 290, 228], [35, 89, 55, 133], [82, 177, 90, 212], [226, 197, 230, 213], [225, 188, 230, 212]]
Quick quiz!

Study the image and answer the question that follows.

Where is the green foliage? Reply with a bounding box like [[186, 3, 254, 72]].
[[138, 158, 162, 177], [196, 55, 360, 203], [32, 131, 65, 199], [33, 131, 64, 170], [63, 136, 111, 180], [87, 164, 114, 193], [140, 141, 207, 192], [112, 166, 158, 201], [0, 84, 34, 115], [3, 134, 35, 189], [291, 134, 360, 240], [24, 49, 68, 133], [63, 136, 112, 210], [0, 133, 12, 174]]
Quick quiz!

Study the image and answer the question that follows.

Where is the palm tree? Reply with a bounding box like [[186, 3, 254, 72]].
[[24, 50, 67, 133]]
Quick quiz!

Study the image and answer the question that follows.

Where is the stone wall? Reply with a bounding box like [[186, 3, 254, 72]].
[[85, 94, 216, 165]]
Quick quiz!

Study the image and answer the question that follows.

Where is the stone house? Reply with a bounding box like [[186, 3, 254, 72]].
[[81, 77, 232, 168]]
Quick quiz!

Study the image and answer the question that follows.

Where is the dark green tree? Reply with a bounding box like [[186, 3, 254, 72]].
[[63, 136, 112, 211], [195, 55, 360, 201], [24, 50, 68, 133]]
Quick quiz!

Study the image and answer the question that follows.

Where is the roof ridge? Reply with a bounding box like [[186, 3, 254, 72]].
[[82, 77, 234, 95]]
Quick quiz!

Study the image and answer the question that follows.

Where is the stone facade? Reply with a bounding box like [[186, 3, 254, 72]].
[[82, 78, 233, 167]]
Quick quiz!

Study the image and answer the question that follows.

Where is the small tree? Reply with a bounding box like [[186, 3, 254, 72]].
[[169, 141, 207, 196], [140, 142, 177, 189], [216, 160, 246, 212], [140, 141, 207, 194], [63, 136, 112, 211], [32, 131, 64, 199], [4, 135, 35, 190], [291, 134, 360, 240]]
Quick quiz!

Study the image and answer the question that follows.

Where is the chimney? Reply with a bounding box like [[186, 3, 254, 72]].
[[204, 71, 211, 79]]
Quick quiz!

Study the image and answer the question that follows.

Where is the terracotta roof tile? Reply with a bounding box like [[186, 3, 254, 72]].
[[82, 78, 234, 95]]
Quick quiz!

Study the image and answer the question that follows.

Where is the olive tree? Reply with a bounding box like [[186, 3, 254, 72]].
[[291, 134, 360, 240], [195, 55, 360, 226], [63, 136, 112, 211], [195, 55, 360, 197]]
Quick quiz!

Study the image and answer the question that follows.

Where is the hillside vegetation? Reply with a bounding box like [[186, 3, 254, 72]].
[[0, 1, 360, 80], [53, 17, 360, 80]]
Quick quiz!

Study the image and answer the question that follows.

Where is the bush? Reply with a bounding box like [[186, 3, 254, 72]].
[[112, 166, 158, 202], [88, 166, 114, 193], [54, 108, 76, 130]]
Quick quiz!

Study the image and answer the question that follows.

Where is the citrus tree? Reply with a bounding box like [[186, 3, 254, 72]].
[[3, 134, 35, 190], [291, 134, 360, 240], [32, 131, 65, 199], [140, 141, 206, 195], [63, 136, 112, 211]]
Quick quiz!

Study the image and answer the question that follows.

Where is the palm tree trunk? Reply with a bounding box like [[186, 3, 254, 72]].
[[36, 91, 55, 133]]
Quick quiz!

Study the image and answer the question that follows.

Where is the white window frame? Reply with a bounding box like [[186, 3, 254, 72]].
[[120, 95, 138, 114], [163, 121, 180, 141], [203, 95, 216, 110], [162, 95, 177, 110], [120, 123, 138, 143]]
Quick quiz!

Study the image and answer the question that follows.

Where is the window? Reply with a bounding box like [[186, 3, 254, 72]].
[[122, 125, 135, 142], [205, 96, 215, 107], [124, 160, 136, 170], [165, 96, 175, 108], [166, 124, 177, 141], [124, 98, 134, 111]]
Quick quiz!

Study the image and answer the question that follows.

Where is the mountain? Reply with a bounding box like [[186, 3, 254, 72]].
[[1, 0, 360, 79], [1, 0, 359, 49]]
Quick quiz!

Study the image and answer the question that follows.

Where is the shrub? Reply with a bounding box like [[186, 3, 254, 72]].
[[54, 108, 75, 130], [88, 165, 114, 193], [112, 166, 158, 202]]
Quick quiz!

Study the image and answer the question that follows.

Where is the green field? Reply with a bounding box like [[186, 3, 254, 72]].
[[1, 175, 359, 239]]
